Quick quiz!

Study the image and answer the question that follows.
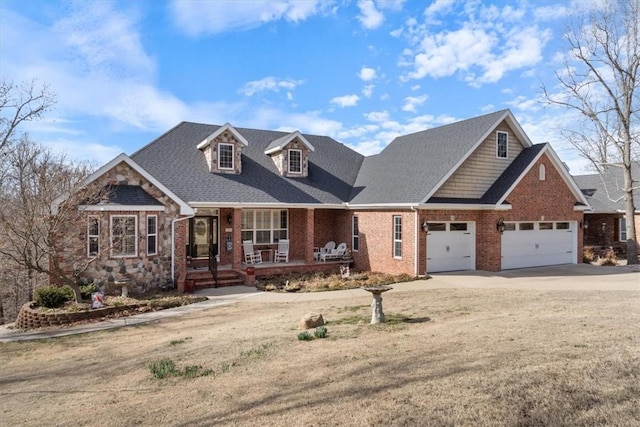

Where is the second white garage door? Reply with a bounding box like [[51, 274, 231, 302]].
[[501, 221, 576, 270], [427, 222, 475, 273]]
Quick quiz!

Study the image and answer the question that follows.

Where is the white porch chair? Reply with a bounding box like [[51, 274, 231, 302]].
[[274, 239, 289, 263], [319, 241, 335, 255], [243, 240, 262, 264], [320, 242, 347, 262]]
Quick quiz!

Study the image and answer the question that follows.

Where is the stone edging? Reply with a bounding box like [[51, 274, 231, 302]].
[[14, 302, 146, 330]]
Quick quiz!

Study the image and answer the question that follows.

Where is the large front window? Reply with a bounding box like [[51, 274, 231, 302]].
[[218, 143, 234, 170], [241, 209, 288, 244], [111, 215, 137, 257]]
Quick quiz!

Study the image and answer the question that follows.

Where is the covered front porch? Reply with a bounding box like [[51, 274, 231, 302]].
[[177, 206, 352, 291]]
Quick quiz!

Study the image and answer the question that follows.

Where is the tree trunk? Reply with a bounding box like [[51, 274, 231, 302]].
[[623, 166, 638, 264]]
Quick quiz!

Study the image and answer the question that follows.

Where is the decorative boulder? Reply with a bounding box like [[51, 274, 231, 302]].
[[299, 312, 325, 330]]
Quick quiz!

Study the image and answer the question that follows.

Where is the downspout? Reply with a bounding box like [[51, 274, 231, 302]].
[[171, 212, 196, 288], [411, 205, 419, 277]]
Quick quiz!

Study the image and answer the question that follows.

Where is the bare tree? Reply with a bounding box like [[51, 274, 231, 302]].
[[0, 79, 56, 154], [0, 138, 107, 305], [543, 0, 639, 263]]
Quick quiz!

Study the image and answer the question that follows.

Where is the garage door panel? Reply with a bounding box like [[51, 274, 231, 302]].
[[501, 222, 576, 270], [427, 222, 475, 273]]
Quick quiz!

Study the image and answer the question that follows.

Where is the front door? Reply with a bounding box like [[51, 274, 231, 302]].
[[189, 216, 219, 258]]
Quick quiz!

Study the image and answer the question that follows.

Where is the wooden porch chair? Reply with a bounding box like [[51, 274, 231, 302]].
[[274, 239, 289, 263], [243, 240, 262, 264]]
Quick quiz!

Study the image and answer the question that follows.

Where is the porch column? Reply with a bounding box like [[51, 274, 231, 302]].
[[305, 209, 315, 264], [232, 208, 242, 269]]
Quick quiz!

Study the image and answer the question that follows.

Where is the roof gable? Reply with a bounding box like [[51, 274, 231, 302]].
[[81, 153, 194, 215], [196, 122, 249, 150], [264, 131, 315, 155]]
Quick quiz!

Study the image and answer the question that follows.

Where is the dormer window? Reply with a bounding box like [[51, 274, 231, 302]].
[[197, 123, 248, 175], [218, 143, 234, 170], [265, 131, 315, 178], [288, 149, 302, 174], [497, 131, 508, 158]]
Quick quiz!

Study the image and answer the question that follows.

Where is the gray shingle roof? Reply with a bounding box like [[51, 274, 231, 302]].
[[130, 122, 364, 205], [574, 164, 640, 213], [349, 109, 509, 204], [100, 185, 162, 206]]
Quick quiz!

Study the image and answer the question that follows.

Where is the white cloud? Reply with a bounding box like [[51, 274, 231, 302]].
[[359, 67, 377, 81], [170, 0, 334, 36], [365, 111, 390, 122], [357, 0, 384, 29], [330, 94, 360, 108], [402, 95, 428, 113], [400, 3, 552, 86], [424, 0, 455, 18], [239, 77, 304, 96], [362, 84, 375, 98]]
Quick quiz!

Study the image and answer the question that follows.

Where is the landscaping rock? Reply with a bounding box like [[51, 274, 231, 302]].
[[299, 312, 324, 330]]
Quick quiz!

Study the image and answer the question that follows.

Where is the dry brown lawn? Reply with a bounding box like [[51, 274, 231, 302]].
[[1, 287, 638, 426]]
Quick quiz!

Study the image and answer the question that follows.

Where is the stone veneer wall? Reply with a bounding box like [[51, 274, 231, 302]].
[[14, 301, 146, 329], [57, 161, 184, 294]]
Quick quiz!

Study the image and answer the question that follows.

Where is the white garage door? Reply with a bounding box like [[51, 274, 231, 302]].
[[427, 222, 475, 273], [501, 221, 576, 270]]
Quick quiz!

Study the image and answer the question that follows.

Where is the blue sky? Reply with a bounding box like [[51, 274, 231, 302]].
[[0, 0, 595, 172]]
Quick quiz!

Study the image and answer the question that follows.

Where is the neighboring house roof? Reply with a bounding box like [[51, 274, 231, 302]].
[[574, 164, 640, 213], [131, 123, 364, 206], [349, 109, 530, 205]]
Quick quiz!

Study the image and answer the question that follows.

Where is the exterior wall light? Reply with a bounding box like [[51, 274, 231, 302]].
[[421, 221, 429, 233], [497, 218, 506, 234], [227, 214, 233, 225]]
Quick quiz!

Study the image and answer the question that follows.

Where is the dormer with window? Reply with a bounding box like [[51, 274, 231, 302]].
[[197, 123, 249, 175], [264, 131, 315, 178]]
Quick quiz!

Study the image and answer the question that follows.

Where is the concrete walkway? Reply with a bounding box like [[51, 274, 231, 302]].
[[1, 264, 637, 342]]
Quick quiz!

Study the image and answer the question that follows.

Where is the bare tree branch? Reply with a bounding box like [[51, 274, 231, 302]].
[[543, 0, 639, 263], [0, 79, 56, 154]]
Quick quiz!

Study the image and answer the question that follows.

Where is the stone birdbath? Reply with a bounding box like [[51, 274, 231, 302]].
[[362, 286, 392, 324]]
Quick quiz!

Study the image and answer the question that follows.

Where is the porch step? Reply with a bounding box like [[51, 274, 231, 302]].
[[187, 269, 244, 289]]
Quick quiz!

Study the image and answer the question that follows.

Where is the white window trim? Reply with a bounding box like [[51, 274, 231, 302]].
[[352, 215, 359, 252], [619, 217, 627, 241], [218, 143, 235, 170], [147, 215, 158, 255], [393, 215, 402, 259], [110, 215, 138, 258], [288, 149, 303, 174], [87, 215, 100, 258], [539, 164, 546, 181], [496, 131, 508, 159], [241, 209, 288, 244]]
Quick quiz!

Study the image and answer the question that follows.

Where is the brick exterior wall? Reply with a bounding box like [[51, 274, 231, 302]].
[[347, 153, 584, 275]]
